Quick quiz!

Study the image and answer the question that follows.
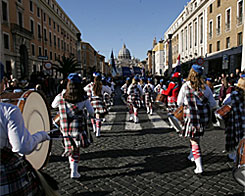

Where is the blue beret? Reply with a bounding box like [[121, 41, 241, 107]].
[[148, 78, 152, 82], [101, 76, 106, 81], [206, 78, 212, 81], [241, 74, 245, 78], [126, 77, 130, 81], [95, 72, 101, 77], [67, 73, 82, 83], [192, 64, 204, 75], [160, 79, 164, 83], [134, 75, 139, 81]]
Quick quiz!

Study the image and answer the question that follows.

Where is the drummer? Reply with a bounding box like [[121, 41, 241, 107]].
[[161, 72, 182, 113], [177, 65, 216, 174], [51, 73, 94, 178], [143, 78, 155, 115], [154, 79, 166, 94], [0, 72, 51, 194], [222, 75, 245, 162]]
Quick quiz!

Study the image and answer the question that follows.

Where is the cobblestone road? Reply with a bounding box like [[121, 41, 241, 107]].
[[43, 87, 244, 196]]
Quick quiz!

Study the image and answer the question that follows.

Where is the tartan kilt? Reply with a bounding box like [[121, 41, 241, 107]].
[[0, 148, 43, 196], [167, 96, 178, 113], [91, 96, 106, 114], [145, 93, 154, 106], [180, 104, 209, 138], [127, 94, 140, 108]]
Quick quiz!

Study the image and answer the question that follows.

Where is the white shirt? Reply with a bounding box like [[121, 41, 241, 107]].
[[0, 102, 48, 155], [51, 90, 95, 117], [127, 83, 143, 96], [177, 81, 217, 108], [143, 84, 154, 94]]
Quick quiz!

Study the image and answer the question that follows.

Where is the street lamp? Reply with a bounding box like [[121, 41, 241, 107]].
[[167, 34, 173, 77]]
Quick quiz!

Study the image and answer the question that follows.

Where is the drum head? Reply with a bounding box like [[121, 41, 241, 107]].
[[233, 166, 245, 187], [168, 114, 182, 133], [22, 91, 51, 170]]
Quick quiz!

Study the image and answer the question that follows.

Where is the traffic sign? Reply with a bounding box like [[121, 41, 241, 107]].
[[38, 56, 48, 60], [44, 62, 52, 70]]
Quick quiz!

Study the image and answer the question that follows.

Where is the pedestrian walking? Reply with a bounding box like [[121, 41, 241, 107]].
[[51, 73, 94, 178], [143, 78, 154, 115], [177, 65, 217, 174], [127, 75, 143, 123], [222, 75, 245, 162]]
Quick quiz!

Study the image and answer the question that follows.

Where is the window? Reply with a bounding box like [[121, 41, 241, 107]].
[[181, 30, 184, 52], [30, 0, 33, 12], [38, 24, 41, 38], [217, 41, 220, 51], [44, 28, 47, 40], [209, 20, 213, 39], [3, 33, 9, 49], [44, 49, 48, 57], [225, 8, 231, 31], [217, 15, 221, 35], [49, 17, 51, 26], [50, 51, 52, 60], [54, 35, 56, 46], [209, 4, 212, 13], [18, 0, 22, 3], [2, 1, 8, 21], [185, 27, 188, 50], [49, 32, 52, 46], [217, 0, 221, 7], [209, 44, 212, 53], [31, 44, 35, 56], [200, 16, 203, 44], [61, 40, 64, 49], [43, 12, 46, 22], [194, 20, 197, 46], [58, 37, 60, 49], [37, 7, 40, 18], [30, 19, 34, 34], [237, 0, 243, 25], [38, 46, 42, 56], [238, 32, 242, 46], [55, 53, 57, 60], [189, 25, 192, 48], [53, 21, 56, 29], [57, 25, 60, 32], [226, 37, 230, 48], [18, 12, 23, 27]]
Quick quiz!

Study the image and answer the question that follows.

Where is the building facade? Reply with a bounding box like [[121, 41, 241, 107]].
[[1, 0, 81, 79], [163, 0, 244, 76], [152, 39, 165, 76]]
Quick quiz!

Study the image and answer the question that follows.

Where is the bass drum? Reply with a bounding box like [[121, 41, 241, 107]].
[[0, 89, 52, 170]]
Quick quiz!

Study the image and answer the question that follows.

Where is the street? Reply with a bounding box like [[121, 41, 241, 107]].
[[43, 87, 244, 196]]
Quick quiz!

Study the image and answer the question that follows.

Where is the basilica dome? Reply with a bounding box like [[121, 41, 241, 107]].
[[118, 44, 131, 60]]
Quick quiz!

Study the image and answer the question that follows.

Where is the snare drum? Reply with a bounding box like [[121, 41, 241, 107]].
[[0, 90, 52, 170], [155, 94, 165, 103], [215, 105, 231, 129], [233, 138, 245, 187], [168, 105, 184, 133]]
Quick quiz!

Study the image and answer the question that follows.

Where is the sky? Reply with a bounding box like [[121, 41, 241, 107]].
[[56, 0, 188, 61]]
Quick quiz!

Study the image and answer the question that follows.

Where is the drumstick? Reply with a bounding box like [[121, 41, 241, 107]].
[[47, 129, 59, 134]]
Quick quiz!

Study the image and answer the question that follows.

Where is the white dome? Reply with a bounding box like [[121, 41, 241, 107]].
[[118, 44, 131, 59]]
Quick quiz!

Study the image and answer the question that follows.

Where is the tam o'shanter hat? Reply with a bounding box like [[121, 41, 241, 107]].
[[192, 64, 204, 75], [67, 73, 82, 83]]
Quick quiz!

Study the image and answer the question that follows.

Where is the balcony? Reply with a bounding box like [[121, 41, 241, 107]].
[[225, 23, 231, 32], [11, 23, 33, 39], [216, 28, 221, 36], [237, 16, 243, 26]]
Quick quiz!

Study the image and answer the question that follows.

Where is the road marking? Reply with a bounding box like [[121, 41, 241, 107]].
[[148, 113, 170, 128], [101, 112, 116, 131], [125, 113, 142, 130]]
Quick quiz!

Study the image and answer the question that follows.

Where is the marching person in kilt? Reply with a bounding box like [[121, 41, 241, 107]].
[[177, 65, 216, 174], [161, 72, 182, 113], [154, 79, 166, 94], [84, 73, 111, 137], [121, 77, 131, 104], [107, 77, 115, 106], [143, 78, 155, 115], [222, 75, 245, 162], [102, 76, 112, 112], [127, 76, 143, 123], [52, 73, 94, 179], [139, 77, 146, 108]]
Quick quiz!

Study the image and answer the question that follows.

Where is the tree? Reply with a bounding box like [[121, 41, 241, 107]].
[[53, 56, 81, 79]]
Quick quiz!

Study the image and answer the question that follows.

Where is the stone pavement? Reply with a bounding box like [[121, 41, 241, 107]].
[[43, 88, 244, 196]]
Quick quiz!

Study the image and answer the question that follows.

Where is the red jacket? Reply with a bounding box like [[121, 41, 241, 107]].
[[161, 82, 180, 102]]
